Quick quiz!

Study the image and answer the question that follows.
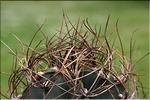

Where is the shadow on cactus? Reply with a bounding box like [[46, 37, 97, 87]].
[[2, 14, 149, 99]]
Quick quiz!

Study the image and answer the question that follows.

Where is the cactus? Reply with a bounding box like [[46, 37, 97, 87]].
[[8, 15, 137, 99], [22, 70, 127, 99]]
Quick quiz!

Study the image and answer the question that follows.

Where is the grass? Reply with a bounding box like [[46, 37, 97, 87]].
[[0, 1, 149, 98]]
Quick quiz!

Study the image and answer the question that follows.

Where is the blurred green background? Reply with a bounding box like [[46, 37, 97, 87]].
[[1, 1, 149, 98]]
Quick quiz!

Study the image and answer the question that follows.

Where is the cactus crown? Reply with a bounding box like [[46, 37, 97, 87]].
[[8, 14, 138, 99]]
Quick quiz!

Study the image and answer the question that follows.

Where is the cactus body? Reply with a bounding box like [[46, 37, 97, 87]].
[[22, 70, 127, 99]]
